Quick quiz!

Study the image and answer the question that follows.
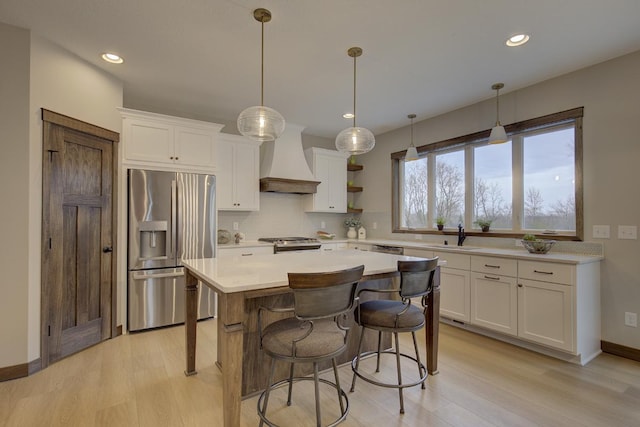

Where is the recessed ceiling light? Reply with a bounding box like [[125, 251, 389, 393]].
[[343, 113, 354, 119], [506, 34, 530, 47], [101, 52, 124, 64]]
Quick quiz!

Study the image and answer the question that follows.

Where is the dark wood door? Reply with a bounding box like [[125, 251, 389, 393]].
[[41, 110, 119, 367]]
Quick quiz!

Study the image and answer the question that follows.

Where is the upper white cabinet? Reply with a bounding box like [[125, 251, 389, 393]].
[[304, 148, 348, 213], [120, 108, 224, 172], [216, 133, 261, 211]]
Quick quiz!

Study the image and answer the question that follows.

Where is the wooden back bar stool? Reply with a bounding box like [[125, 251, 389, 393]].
[[349, 258, 438, 414], [257, 265, 364, 427]]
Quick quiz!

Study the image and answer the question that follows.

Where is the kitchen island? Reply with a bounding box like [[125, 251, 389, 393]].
[[182, 249, 441, 427]]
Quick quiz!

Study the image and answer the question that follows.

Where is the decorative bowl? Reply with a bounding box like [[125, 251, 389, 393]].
[[521, 239, 555, 254], [217, 229, 232, 244]]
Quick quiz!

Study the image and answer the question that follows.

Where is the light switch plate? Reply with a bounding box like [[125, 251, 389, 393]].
[[618, 225, 637, 240], [592, 225, 610, 239]]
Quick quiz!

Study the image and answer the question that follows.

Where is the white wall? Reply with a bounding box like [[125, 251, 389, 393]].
[[0, 22, 123, 368], [358, 50, 640, 350], [0, 23, 31, 367]]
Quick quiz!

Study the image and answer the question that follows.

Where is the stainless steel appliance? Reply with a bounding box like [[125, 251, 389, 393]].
[[258, 237, 321, 253], [128, 169, 216, 331], [371, 244, 404, 255]]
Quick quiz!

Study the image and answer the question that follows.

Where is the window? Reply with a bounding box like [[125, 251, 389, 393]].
[[392, 108, 583, 240]]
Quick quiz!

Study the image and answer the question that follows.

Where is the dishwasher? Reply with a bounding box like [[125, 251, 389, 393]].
[[370, 244, 404, 255]]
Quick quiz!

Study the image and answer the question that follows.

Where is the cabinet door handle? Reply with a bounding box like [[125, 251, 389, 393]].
[[241, 253, 253, 256], [483, 275, 500, 281], [484, 264, 500, 269], [533, 270, 554, 275]]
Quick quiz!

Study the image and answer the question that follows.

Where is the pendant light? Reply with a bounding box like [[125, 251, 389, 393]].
[[335, 47, 375, 155], [237, 8, 285, 142], [488, 82, 507, 144], [405, 114, 418, 161]]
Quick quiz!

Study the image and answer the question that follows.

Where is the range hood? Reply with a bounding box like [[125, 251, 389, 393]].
[[260, 123, 320, 194]]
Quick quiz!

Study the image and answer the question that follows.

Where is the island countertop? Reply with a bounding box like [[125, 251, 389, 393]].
[[183, 249, 435, 293]]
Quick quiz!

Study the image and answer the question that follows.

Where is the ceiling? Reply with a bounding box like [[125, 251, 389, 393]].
[[2, 1, 640, 138]]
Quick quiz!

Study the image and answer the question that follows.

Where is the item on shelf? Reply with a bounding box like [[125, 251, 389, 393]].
[[521, 239, 555, 254], [218, 229, 232, 244], [358, 226, 366, 240], [316, 231, 336, 240]]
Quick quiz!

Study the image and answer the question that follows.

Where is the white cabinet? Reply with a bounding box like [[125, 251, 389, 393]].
[[434, 251, 471, 322], [218, 246, 274, 258], [517, 260, 576, 352], [120, 108, 223, 171], [348, 242, 372, 251], [470, 256, 518, 336], [304, 148, 348, 213], [217, 134, 261, 211], [321, 242, 348, 252]]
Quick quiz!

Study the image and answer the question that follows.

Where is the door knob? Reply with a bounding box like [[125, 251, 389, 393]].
[[103, 246, 113, 253]]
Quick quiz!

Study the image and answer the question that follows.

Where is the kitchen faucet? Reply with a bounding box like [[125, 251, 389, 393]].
[[457, 224, 466, 246]]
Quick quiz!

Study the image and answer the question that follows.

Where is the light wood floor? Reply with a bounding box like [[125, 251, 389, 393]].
[[1, 320, 639, 427]]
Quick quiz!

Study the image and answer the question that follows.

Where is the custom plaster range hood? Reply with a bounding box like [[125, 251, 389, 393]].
[[260, 123, 320, 194]]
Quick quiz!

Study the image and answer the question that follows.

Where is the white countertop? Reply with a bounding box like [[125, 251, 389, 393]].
[[183, 249, 433, 294], [218, 240, 274, 249]]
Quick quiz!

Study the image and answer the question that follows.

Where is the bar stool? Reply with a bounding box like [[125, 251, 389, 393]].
[[350, 258, 438, 414], [257, 265, 364, 427]]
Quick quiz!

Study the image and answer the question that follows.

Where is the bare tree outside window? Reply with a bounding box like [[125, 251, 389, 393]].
[[401, 158, 428, 228], [435, 155, 464, 226]]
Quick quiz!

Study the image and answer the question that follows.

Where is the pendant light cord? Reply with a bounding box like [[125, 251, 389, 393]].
[[495, 86, 500, 126], [260, 19, 264, 107], [352, 54, 357, 128]]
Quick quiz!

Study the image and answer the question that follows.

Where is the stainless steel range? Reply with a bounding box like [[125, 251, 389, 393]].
[[258, 237, 322, 253]]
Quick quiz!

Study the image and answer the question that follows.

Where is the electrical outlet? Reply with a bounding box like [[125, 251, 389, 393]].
[[592, 225, 610, 239], [625, 312, 638, 327], [233, 222, 239, 231], [372, 222, 377, 230], [618, 225, 637, 240], [320, 221, 326, 229]]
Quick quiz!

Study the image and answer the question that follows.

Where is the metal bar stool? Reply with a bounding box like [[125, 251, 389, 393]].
[[257, 265, 364, 427], [350, 258, 438, 414]]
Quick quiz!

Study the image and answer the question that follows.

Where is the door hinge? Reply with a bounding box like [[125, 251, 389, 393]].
[[49, 238, 52, 250], [47, 150, 58, 162], [48, 325, 51, 336]]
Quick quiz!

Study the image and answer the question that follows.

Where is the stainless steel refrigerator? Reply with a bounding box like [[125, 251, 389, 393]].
[[128, 169, 216, 331]]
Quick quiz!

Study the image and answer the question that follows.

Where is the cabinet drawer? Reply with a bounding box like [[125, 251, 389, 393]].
[[433, 251, 470, 270], [471, 256, 517, 277], [518, 260, 573, 285]]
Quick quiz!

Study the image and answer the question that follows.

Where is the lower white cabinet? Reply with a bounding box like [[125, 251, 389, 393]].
[[434, 251, 471, 323], [216, 134, 261, 211], [321, 242, 347, 252], [470, 272, 518, 336], [470, 256, 518, 336], [218, 246, 274, 258], [517, 278, 574, 352]]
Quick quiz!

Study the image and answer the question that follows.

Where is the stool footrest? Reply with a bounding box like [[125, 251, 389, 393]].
[[351, 350, 428, 389], [257, 376, 350, 427]]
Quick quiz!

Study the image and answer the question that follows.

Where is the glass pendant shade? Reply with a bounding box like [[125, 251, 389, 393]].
[[335, 126, 376, 155], [237, 8, 285, 142], [237, 105, 285, 142], [336, 47, 375, 155]]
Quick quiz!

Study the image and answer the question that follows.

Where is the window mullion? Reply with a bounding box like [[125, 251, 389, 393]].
[[512, 135, 524, 232]]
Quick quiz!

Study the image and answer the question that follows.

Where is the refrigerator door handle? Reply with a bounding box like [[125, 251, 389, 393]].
[[132, 271, 184, 280], [170, 179, 177, 261]]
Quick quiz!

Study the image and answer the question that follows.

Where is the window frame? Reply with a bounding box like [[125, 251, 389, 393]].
[[391, 107, 584, 241]]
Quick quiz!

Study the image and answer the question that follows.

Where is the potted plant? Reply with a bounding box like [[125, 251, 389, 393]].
[[474, 218, 493, 232], [344, 216, 361, 239], [436, 217, 446, 231]]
